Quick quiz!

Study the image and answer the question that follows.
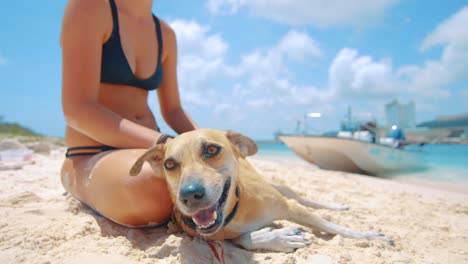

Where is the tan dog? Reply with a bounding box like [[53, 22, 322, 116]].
[[130, 129, 392, 252]]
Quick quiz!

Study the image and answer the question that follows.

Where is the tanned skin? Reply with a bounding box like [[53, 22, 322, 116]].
[[60, 0, 197, 227]]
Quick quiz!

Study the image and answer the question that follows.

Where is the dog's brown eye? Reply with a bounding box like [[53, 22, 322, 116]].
[[164, 159, 179, 170], [203, 144, 221, 158]]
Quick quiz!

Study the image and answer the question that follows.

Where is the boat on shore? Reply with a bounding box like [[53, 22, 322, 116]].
[[279, 135, 425, 175], [278, 110, 426, 176]]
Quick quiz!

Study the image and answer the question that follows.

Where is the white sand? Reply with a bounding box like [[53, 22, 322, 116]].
[[1, 147, 468, 263]]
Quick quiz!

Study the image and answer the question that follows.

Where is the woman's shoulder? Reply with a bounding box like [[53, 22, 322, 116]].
[[156, 18, 177, 59], [157, 18, 177, 43], [63, 0, 110, 27], [61, 0, 111, 44]]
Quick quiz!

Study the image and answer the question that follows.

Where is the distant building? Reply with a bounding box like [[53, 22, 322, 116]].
[[417, 113, 468, 130], [397, 113, 468, 143], [385, 100, 416, 129], [415, 114, 468, 139]]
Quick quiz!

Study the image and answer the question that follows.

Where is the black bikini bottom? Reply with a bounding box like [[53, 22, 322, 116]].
[[65, 127, 168, 158], [65, 146, 118, 158]]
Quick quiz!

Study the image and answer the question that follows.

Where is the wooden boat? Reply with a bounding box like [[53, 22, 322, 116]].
[[279, 135, 425, 175]]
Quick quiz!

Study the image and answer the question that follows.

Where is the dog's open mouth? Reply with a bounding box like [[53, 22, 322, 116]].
[[190, 177, 231, 235]]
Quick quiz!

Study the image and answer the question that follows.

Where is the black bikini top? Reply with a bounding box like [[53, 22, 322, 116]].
[[101, 0, 163, 91]]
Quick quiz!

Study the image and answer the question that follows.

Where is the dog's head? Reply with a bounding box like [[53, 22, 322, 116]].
[[130, 129, 257, 236]]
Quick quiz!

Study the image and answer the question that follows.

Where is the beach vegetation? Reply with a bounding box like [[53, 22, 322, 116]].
[[0, 115, 64, 145]]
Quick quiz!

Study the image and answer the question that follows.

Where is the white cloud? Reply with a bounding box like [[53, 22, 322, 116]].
[[169, 20, 320, 119], [460, 89, 468, 107], [329, 48, 396, 98], [230, 30, 321, 78], [164, 7, 468, 137], [226, 30, 320, 79], [0, 54, 6, 65], [206, 0, 246, 15], [171, 20, 228, 59], [399, 7, 468, 96], [277, 30, 321, 62], [229, 30, 321, 79], [397, 7, 468, 100], [326, 7, 468, 110], [169, 21, 325, 125], [420, 7, 468, 52], [206, 0, 398, 27], [227, 30, 325, 109], [169, 20, 229, 106], [214, 103, 245, 124], [326, 47, 451, 109]]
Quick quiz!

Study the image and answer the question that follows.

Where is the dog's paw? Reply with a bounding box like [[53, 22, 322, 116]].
[[167, 221, 183, 234], [329, 203, 350, 211], [242, 226, 310, 252], [360, 231, 394, 245]]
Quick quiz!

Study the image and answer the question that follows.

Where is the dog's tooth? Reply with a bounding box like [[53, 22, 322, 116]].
[[199, 219, 216, 229], [212, 211, 217, 220]]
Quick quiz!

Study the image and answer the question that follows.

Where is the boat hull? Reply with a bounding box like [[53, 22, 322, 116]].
[[279, 135, 425, 175]]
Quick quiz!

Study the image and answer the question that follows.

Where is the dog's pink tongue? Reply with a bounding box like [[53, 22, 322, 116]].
[[192, 205, 217, 227]]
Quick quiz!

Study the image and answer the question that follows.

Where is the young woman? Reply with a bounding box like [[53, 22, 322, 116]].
[[60, 0, 198, 227]]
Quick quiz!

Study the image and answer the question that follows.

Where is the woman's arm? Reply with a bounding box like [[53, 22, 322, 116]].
[[157, 21, 198, 134], [61, 0, 161, 148]]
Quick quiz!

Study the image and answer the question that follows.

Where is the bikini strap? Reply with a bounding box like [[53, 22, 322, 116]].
[[153, 15, 163, 66], [108, 0, 119, 36], [66, 146, 116, 151], [65, 146, 117, 158]]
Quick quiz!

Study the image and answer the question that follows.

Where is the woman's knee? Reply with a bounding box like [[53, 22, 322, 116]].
[[94, 177, 173, 226], [62, 150, 173, 227], [87, 151, 173, 226], [60, 159, 84, 200]]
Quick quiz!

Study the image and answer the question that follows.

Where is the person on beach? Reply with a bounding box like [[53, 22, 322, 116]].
[[60, 0, 198, 227]]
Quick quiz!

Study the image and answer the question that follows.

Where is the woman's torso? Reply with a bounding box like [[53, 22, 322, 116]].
[[65, 0, 164, 147], [64, 84, 158, 147]]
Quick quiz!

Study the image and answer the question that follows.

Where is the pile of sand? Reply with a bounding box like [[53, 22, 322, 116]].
[[0, 143, 467, 263]]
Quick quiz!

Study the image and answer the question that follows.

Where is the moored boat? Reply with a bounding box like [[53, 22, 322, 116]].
[[279, 135, 425, 175], [278, 108, 426, 175]]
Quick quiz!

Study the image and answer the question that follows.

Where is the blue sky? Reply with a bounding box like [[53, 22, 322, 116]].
[[0, 1, 467, 140]]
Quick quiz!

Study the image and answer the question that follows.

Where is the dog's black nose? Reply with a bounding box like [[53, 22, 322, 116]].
[[180, 183, 205, 206]]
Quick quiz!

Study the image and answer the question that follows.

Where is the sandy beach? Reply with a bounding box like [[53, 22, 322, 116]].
[[1, 143, 468, 264]]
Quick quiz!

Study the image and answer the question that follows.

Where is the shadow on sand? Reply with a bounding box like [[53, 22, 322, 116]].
[[73, 201, 257, 263]]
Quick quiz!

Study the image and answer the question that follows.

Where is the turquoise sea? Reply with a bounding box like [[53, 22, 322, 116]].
[[255, 141, 468, 185]]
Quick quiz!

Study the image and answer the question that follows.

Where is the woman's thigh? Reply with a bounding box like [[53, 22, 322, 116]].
[[61, 149, 173, 227]]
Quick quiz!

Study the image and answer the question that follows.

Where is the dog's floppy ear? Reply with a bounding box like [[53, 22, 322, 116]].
[[226, 130, 258, 157], [129, 144, 165, 176]]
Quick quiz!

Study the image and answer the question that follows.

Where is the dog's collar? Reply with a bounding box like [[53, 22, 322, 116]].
[[178, 185, 240, 231], [222, 185, 240, 226]]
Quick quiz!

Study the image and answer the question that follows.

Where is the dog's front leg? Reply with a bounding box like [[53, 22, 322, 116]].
[[231, 226, 309, 252]]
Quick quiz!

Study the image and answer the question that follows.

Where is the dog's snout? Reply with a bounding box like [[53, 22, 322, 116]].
[[180, 183, 206, 206]]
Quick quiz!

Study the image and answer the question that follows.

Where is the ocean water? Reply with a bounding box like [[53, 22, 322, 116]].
[[255, 141, 468, 184]]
